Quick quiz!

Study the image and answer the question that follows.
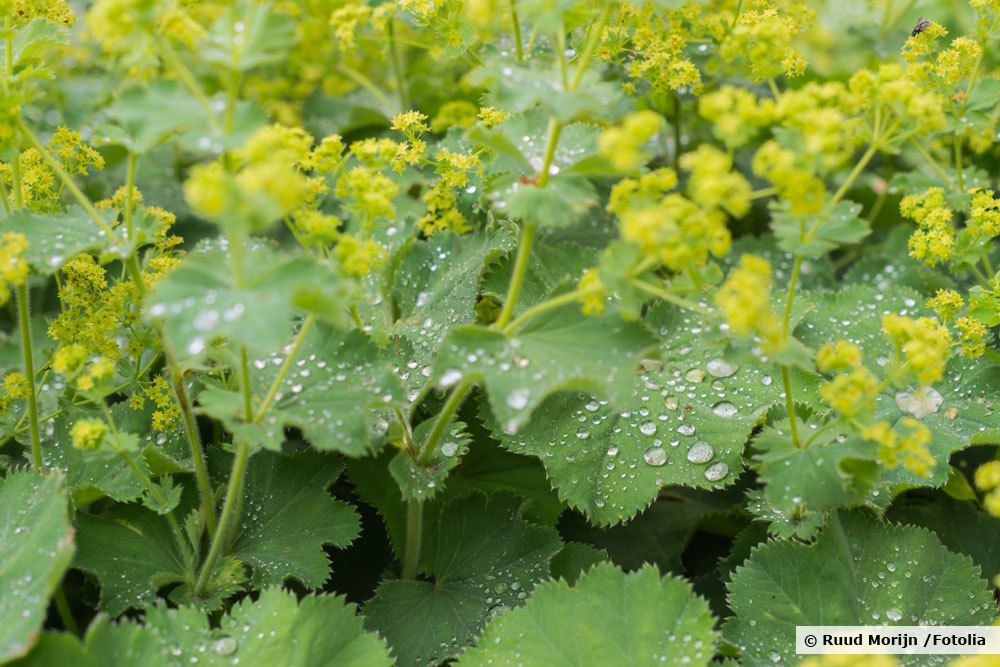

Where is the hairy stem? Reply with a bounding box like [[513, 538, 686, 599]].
[[17, 284, 43, 469], [417, 378, 474, 466], [510, 0, 524, 60], [387, 19, 409, 111], [494, 221, 537, 328], [124, 152, 138, 241], [194, 440, 249, 595], [503, 288, 594, 333], [256, 315, 316, 419], [402, 499, 423, 580]]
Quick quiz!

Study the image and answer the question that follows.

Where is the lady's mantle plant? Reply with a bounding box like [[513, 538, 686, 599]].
[[0, 0, 998, 665]]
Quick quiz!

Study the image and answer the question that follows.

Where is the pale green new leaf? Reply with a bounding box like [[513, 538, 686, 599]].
[[433, 304, 656, 435], [770, 200, 870, 257], [0, 207, 113, 274], [364, 494, 561, 666], [0, 469, 75, 663], [458, 563, 718, 667], [146, 241, 352, 364], [227, 451, 360, 588], [725, 511, 997, 665]]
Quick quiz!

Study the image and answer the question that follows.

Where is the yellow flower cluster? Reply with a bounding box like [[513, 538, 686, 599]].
[[956, 316, 987, 358], [717, 0, 814, 82], [597, 111, 663, 172], [576, 269, 606, 316], [51, 343, 114, 392], [434, 148, 481, 188], [0, 149, 58, 212], [848, 64, 947, 140], [389, 111, 430, 171], [969, 189, 1000, 239], [679, 145, 751, 218], [0, 232, 29, 306], [752, 140, 825, 214], [899, 187, 954, 266], [145, 375, 179, 431], [310, 135, 346, 173], [820, 367, 879, 418], [416, 182, 469, 236], [698, 86, 775, 149], [334, 166, 399, 224], [715, 254, 780, 344], [293, 210, 342, 249], [48, 255, 130, 362], [774, 82, 863, 173], [882, 314, 953, 385], [9, 0, 75, 26], [185, 124, 326, 232], [70, 418, 106, 451], [478, 106, 508, 129], [815, 340, 862, 373], [926, 289, 964, 322], [329, 3, 391, 50], [48, 127, 105, 177], [604, 3, 701, 94], [975, 461, 1000, 517], [861, 418, 935, 477], [2, 372, 29, 400], [334, 234, 388, 277]]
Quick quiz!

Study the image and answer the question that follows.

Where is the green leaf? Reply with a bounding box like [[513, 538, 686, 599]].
[[11, 19, 66, 69], [13, 588, 392, 667], [795, 284, 1000, 492], [99, 82, 205, 154], [390, 227, 516, 403], [457, 563, 718, 667], [0, 207, 113, 274], [549, 542, 608, 585], [770, 200, 870, 257], [203, 2, 298, 72], [472, 61, 621, 123], [492, 304, 781, 524], [724, 510, 998, 665], [434, 305, 656, 435], [227, 450, 360, 588], [75, 503, 188, 616], [146, 241, 352, 364], [887, 495, 1000, 583], [0, 469, 74, 663], [495, 173, 599, 228], [363, 494, 561, 666], [750, 416, 879, 538], [389, 419, 470, 502], [199, 324, 401, 455]]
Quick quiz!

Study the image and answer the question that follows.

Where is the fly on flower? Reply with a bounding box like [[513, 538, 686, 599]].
[[911, 16, 932, 37]]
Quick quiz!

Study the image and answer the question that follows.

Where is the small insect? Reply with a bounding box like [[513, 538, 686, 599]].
[[911, 16, 932, 37]]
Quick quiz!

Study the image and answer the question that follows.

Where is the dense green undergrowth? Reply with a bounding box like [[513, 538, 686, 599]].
[[0, 0, 998, 665]]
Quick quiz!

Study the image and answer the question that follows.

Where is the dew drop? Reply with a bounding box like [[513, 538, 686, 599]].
[[704, 461, 730, 481], [706, 358, 737, 378], [643, 447, 667, 467], [686, 442, 714, 463]]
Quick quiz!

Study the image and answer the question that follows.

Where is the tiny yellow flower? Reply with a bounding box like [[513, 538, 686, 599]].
[[71, 418, 106, 451], [577, 269, 606, 316], [926, 289, 964, 322], [477, 106, 509, 129], [820, 367, 879, 418], [816, 340, 863, 373]]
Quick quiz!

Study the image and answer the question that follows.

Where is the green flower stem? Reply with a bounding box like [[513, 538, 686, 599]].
[[387, 19, 409, 111], [958, 14, 1000, 117], [16, 284, 43, 470], [908, 139, 953, 187], [982, 255, 995, 278], [494, 221, 537, 328], [417, 378, 474, 466], [123, 152, 138, 241], [194, 440, 250, 596], [156, 36, 220, 130], [402, 377, 476, 580], [402, 499, 424, 580], [954, 136, 965, 192], [255, 314, 316, 419], [52, 589, 79, 636], [503, 288, 594, 333], [336, 65, 395, 116], [781, 142, 880, 448], [568, 3, 613, 91], [510, 0, 524, 60], [631, 280, 714, 316], [240, 347, 254, 422]]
